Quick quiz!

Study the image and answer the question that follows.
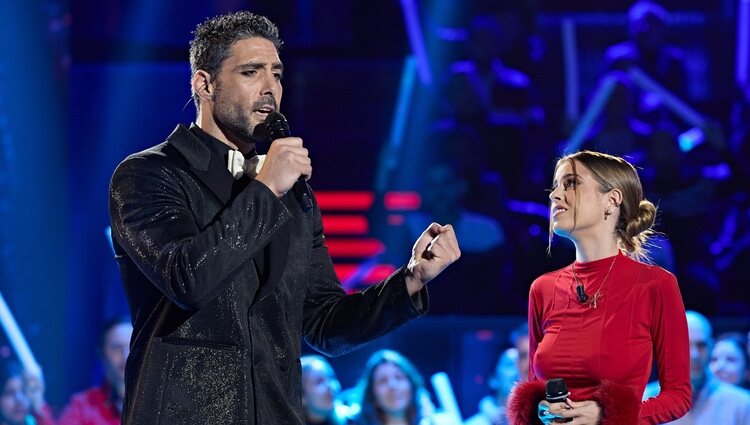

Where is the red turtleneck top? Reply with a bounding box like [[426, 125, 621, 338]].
[[528, 251, 691, 424]]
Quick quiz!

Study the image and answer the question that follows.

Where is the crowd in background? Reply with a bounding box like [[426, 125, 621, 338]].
[[2, 313, 749, 424]]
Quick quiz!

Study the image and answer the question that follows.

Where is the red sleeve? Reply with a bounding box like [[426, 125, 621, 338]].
[[527, 278, 544, 381], [639, 273, 691, 423]]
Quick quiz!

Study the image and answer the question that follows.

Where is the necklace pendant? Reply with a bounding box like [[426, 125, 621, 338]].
[[590, 292, 602, 308]]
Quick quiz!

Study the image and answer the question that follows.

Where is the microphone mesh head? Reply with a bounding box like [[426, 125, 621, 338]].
[[252, 111, 290, 142], [546, 378, 569, 402], [265, 111, 290, 138]]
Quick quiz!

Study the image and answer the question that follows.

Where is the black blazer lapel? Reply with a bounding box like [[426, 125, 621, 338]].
[[167, 125, 233, 205]]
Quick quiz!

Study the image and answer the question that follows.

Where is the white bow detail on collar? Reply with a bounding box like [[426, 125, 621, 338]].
[[227, 150, 265, 180]]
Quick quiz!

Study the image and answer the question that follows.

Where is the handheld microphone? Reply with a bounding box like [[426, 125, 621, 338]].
[[545, 378, 569, 404], [254, 112, 313, 212], [545, 378, 572, 422]]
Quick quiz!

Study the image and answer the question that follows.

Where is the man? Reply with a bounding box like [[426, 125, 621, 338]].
[[644, 311, 750, 424], [604, 1, 687, 96], [108, 11, 460, 425], [59, 317, 133, 425], [300, 355, 350, 425]]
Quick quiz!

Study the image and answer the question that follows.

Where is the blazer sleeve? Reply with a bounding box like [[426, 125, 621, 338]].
[[640, 273, 692, 423], [301, 190, 428, 357], [109, 155, 291, 311]]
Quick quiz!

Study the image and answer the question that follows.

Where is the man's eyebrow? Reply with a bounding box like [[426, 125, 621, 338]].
[[236, 62, 284, 71]]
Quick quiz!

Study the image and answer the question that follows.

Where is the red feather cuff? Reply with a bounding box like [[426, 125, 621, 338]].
[[506, 380, 546, 425], [592, 380, 641, 425]]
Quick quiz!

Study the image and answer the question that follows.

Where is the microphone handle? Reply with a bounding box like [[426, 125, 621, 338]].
[[294, 176, 313, 212]]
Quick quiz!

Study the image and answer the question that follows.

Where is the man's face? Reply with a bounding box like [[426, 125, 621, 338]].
[[209, 37, 283, 142], [687, 316, 710, 382], [103, 323, 133, 390]]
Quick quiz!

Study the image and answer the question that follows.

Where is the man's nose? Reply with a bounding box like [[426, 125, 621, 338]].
[[260, 73, 278, 97]]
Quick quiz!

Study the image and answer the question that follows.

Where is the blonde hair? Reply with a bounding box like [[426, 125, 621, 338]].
[[549, 150, 657, 259]]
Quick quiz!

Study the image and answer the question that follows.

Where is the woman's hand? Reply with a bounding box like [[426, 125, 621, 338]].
[[538, 398, 602, 424], [538, 400, 569, 423]]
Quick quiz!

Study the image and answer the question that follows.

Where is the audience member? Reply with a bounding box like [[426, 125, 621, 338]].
[[301, 355, 352, 425], [508, 323, 528, 383], [441, 14, 545, 195], [0, 360, 55, 425], [352, 350, 443, 425], [58, 316, 133, 425], [463, 348, 517, 425], [464, 322, 529, 425], [644, 311, 750, 424], [604, 0, 688, 124], [709, 332, 750, 390]]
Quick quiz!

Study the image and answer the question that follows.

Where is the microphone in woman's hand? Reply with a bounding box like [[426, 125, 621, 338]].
[[546, 378, 572, 423], [546, 378, 570, 403]]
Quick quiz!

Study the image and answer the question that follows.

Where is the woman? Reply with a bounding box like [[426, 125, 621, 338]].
[[353, 350, 438, 425], [507, 151, 691, 424], [300, 355, 352, 425], [0, 361, 55, 425], [709, 332, 750, 389]]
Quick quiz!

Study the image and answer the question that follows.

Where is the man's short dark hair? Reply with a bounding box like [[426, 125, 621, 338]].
[[189, 11, 283, 108]]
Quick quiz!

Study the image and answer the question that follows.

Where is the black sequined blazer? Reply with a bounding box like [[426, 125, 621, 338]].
[[109, 124, 428, 425]]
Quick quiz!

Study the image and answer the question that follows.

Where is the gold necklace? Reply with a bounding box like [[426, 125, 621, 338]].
[[571, 254, 618, 309]]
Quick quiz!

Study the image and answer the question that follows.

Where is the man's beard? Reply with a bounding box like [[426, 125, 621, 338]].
[[215, 102, 257, 143]]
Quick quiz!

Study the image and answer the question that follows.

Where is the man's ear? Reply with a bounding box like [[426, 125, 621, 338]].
[[192, 70, 213, 100]]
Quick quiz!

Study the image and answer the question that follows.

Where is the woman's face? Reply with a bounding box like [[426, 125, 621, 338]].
[[301, 361, 337, 416], [709, 340, 747, 386], [549, 160, 611, 240], [372, 362, 413, 417], [0, 377, 29, 425]]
